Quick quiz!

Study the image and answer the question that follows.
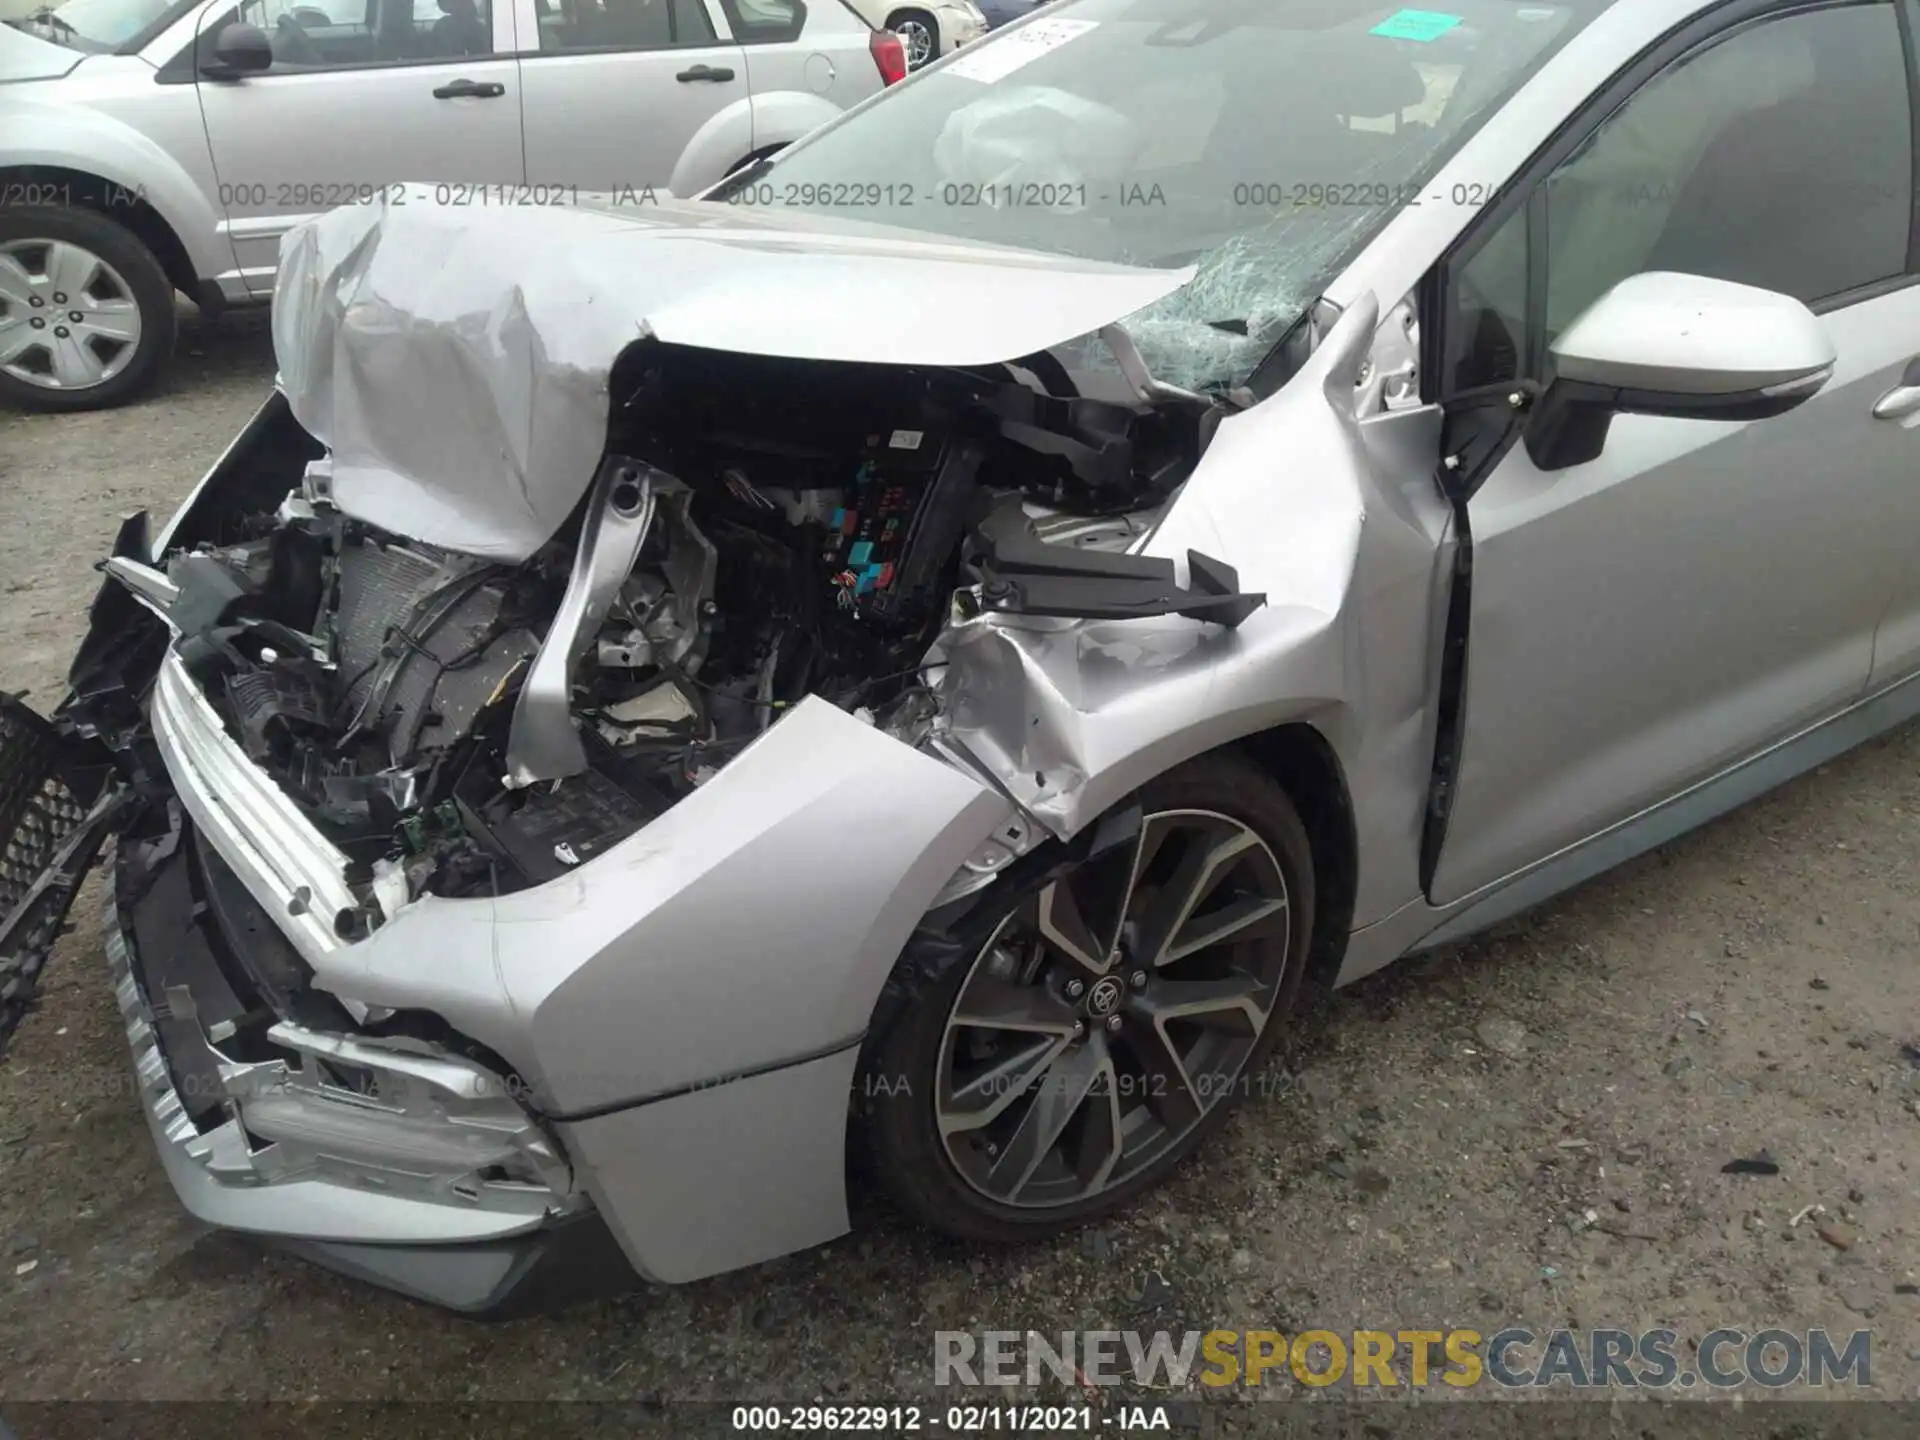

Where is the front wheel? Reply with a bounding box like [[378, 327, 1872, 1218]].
[[887, 8, 940, 69], [863, 752, 1314, 1242], [0, 205, 176, 413]]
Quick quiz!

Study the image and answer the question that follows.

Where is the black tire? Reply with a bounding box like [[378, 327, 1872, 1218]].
[[0, 205, 177, 414], [862, 750, 1315, 1244], [886, 8, 940, 69]]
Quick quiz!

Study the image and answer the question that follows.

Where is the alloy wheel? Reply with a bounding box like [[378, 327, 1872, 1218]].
[[934, 809, 1292, 1209], [0, 239, 144, 392], [894, 18, 935, 68]]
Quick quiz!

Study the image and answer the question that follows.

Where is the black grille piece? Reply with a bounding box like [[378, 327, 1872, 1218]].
[[0, 694, 118, 1056], [0, 699, 85, 923]]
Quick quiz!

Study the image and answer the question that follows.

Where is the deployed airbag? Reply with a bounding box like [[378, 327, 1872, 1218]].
[[932, 85, 1144, 198]]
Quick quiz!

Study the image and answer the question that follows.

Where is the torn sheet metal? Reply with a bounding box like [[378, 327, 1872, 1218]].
[[934, 301, 1377, 836], [935, 292, 1454, 929], [271, 187, 1194, 562]]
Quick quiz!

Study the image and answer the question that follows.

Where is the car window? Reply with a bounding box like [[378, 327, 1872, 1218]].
[[1444, 200, 1528, 393], [19, 0, 180, 50], [717, 0, 1607, 395], [537, 0, 716, 50], [236, 0, 496, 66], [1446, 1, 1914, 392], [717, 0, 805, 43]]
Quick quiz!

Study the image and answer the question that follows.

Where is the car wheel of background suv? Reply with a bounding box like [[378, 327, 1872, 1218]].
[[887, 8, 939, 69], [861, 752, 1314, 1243], [0, 205, 176, 413]]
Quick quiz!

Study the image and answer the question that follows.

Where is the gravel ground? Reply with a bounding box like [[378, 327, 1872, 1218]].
[[2, 313, 1917, 1419]]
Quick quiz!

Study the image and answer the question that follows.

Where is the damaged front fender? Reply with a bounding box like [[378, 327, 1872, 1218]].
[[935, 294, 1382, 842], [314, 695, 1014, 1113]]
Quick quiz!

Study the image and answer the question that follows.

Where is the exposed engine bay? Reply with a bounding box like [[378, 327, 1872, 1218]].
[[133, 344, 1261, 918]]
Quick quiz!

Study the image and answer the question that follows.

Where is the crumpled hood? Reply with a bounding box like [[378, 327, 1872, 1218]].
[[0, 23, 86, 82], [273, 185, 1195, 561]]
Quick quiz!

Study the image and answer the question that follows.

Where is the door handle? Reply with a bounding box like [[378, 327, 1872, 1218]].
[[432, 78, 506, 99], [676, 64, 734, 82], [1872, 356, 1920, 420], [1873, 385, 1920, 421]]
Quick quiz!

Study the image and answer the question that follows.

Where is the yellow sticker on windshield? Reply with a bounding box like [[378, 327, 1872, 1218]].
[[1371, 9, 1463, 41], [945, 18, 1099, 83]]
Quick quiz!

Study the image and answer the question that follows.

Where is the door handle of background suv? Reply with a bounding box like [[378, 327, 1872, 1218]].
[[676, 64, 735, 82], [1872, 356, 1920, 420], [432, 78, 506, 99]]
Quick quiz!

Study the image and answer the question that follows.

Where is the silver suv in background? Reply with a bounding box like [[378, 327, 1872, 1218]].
[[0, 0, 894, 411]]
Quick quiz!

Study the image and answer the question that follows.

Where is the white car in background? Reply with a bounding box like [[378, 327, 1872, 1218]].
[[0, 0, 898, 412], [843, 0, 983, 68]]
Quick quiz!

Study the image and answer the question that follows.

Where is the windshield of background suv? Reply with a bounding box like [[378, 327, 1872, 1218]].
[[8, 0, 182, 49], [723, 0, 1601, 391]]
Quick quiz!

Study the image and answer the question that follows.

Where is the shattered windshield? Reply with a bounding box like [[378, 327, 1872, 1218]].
[[723, 0, 1599, 390]]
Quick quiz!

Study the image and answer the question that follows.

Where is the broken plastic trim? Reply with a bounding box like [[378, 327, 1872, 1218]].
[[967, 501, 1264, 628], [1417, 380, 1537, 895], [66, 513, 170, 744], [103, 556, 181, 625]]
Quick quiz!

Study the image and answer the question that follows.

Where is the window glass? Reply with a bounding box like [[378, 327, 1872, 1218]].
[[19, 0, 180, 51], [719, 0, 803, 42], [537, 0, 716, 51], [1445, 201, 1526, 393], [720, 0, 1606, 394], [238, 0, 493, 66], [1448, 2, 1913, 391], [1547, 4, 1909, 332]]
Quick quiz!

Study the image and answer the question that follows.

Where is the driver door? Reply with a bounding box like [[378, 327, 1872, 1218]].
[[191, 0, 525, 296], [1426, 0, 1920, 906]]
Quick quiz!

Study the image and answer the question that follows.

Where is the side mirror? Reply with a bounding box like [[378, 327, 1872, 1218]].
[[1524, 272, 1836, 471], [203, 22, 275, 77]]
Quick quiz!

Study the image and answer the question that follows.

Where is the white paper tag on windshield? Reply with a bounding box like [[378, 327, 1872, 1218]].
[[945, 18, 1099, 84]]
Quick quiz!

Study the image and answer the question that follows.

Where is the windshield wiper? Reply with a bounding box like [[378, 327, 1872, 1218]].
[[1099, 322, 1231, 412], [706, 155, 777, 204]]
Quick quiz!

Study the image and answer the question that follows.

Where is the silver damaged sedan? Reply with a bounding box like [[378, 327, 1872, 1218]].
[[4, 0, 1918, 1312]]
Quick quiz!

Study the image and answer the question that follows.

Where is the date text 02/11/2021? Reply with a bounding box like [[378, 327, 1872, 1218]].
[[728, 1406, 1173, 1432], [211, 182, 663, 210]]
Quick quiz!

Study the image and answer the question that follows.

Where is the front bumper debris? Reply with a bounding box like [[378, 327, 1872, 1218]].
[[104, 806, 600, 1311], [107, 635, 1007, 1300]]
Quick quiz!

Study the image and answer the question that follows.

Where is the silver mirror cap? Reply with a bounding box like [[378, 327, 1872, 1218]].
[[1550, 271, 1837, 396]]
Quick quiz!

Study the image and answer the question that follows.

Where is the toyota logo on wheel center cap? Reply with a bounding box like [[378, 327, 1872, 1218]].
[[1085, 976, 1125, 1017]]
